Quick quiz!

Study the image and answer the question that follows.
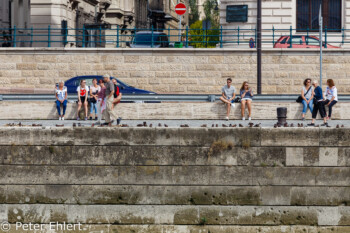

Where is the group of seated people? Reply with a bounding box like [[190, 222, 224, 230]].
[[220, 77, 338, 126], [220, 78, 253, 121], [55, 76, 338, 125], [55, 74, 122, 126]]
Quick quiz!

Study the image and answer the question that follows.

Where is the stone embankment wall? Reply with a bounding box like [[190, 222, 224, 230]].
[[0, 48, 349, 94], [0, 127, 349, 232]]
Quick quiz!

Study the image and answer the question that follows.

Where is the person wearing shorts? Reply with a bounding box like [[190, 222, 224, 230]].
[[219, 78, 236, 121], [240, 81, 253, 121], [76, 79, 89, 121]]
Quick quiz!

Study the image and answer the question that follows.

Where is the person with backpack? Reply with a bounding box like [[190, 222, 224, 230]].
[[300, 78, 314, 121], [112, 79, 122, 125]]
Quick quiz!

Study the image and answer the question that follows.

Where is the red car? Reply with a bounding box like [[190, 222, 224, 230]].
[[274, 35, 339, 48]]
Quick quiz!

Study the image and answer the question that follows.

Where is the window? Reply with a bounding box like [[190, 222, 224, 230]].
[[288, 36, 303, 44], [305, 36, 320, 45], [297, 0, 341, 32], [280, 37, 288, 44]]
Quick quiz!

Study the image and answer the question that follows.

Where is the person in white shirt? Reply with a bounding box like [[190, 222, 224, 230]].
[[55, 80, 67, 120], [324, 79, 338, 120], [219, 78, 236, 121], [76, 79, 90, 121]]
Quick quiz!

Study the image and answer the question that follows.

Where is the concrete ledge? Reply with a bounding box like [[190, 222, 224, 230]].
[[0, 101, 346, 120]]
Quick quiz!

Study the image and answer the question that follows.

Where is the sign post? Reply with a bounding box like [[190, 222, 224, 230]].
[[319, 4, 323, 88], [175, 3, 187, 42]]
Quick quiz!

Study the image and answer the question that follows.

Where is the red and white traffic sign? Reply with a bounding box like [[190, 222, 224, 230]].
[[175, 3, 187, 16]]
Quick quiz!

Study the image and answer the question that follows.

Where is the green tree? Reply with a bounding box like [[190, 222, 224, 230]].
[[189, 20, 219, 48], [203, 0, 219, 28], [189, 0, 200, 26]]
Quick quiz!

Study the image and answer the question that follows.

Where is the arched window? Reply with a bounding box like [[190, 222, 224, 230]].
[[297, 0, 341, 32]]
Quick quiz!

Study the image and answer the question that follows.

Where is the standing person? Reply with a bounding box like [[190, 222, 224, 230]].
[[1, 37, 11, 47], [96, 80, 106, 125], [300, 78, 314, 121], [324, 79, 338, 120], [103, 74, 118, 126], [76, 79, 89, 121], [219, 78, 236, 121], [112, 79, 122, 125], [89, 78, 101, 120], [308, 80, 328, 127], [240, 81, 254, 121], [55, 80, 67, 121]]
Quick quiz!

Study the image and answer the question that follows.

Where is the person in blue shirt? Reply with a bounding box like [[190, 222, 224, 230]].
[[307, 80, 328, 127]]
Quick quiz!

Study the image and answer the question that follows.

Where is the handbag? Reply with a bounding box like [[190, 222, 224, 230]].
[[234, 97, 241, 103], [296, 87, 311, 103]]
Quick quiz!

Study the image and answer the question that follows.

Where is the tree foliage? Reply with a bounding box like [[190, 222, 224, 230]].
[[203, 0, 219, 29], [189, 20, 219, 48], [189, 0, 200, 26]]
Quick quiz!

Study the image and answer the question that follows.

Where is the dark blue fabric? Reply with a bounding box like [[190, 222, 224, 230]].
[[314, 86, 323, 101]]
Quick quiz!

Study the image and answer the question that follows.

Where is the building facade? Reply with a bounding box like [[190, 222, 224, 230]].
[[105, 0, 190, 47], [220, 0, 347, 48], [0, 0, 31, 47]]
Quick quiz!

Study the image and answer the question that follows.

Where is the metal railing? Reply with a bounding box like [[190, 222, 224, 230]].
[[2, 94, 350, 102], [0, 26, 347, 48]]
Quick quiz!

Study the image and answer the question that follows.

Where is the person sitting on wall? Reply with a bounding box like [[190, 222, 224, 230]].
[[112, 78, 122, 125], [324, 79, 338, 120], [307, 80, 328, 127], [300, 78, 314, 121], [219, 78, 236, 121], [240, 81, 253, 121], [55, 80, 68, 121]]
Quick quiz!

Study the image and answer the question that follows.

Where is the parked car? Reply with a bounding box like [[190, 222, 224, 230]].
[[126, 31, 171, 48], [274, 35, 340, 48], [62, 75, 156, 95]]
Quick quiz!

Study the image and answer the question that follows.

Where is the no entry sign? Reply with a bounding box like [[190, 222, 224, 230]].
[[175, 3, 187, 15]]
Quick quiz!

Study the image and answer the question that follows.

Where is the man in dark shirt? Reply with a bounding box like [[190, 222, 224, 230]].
[[308, 80, 328, 127], [103, 74, 118, 126]]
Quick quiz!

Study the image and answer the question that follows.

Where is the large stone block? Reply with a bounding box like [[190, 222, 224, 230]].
[[261, 128, 320, 146]]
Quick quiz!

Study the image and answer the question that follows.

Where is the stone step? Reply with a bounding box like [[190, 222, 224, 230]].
[[0, 146, 348, 167], [0, 165, 349, 186], [1, 185, 349, 206], [3, 224, 350, 233], [2, 204, 350, 226]]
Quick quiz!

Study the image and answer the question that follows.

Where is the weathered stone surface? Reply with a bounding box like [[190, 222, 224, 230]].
[[261, 128, 319, 147], [2, 205, 350, 225], [4, 224, 350, 233], [0, 127, 350, 229]]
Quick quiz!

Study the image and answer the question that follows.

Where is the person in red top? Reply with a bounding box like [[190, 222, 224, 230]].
[[76, 79, 89, 121], [112, 79, 122, 107]]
